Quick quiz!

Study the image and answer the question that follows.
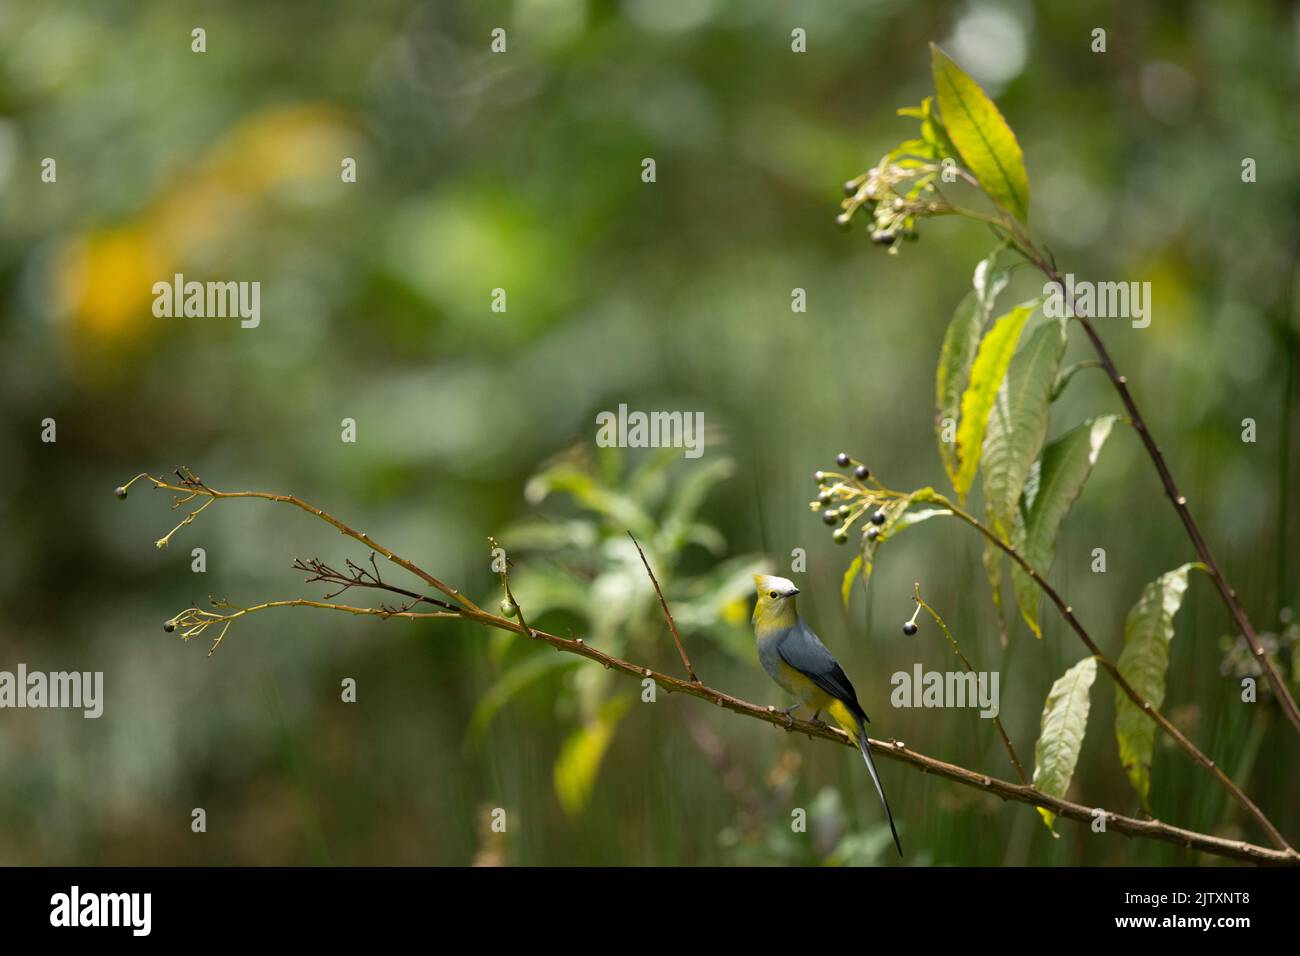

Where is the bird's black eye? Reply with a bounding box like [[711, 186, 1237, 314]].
[[769, 591, 778, 599]]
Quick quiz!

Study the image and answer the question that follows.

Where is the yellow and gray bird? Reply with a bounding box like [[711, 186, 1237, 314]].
[[752, 573, 902, 857]]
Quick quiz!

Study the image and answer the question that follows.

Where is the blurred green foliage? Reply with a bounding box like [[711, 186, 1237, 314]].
[[0, 0, 1297, 865]]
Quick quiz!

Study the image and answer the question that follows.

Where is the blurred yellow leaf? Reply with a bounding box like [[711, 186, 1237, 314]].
[[553, 695, 632, 816]]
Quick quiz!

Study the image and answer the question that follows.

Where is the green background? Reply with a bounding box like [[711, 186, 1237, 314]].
[[0, 0, 1296, 865]]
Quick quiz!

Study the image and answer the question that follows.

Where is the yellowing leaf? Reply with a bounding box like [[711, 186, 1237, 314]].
[[953, 302, 1035, 500], [553, 696, 632, 816], [931, 44, 1030, 223]]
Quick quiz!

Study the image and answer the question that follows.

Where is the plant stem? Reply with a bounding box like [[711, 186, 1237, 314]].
[[967, 220, 1300, 737], [913, 584, 1028, 784], [926, 490, 1291, 851]]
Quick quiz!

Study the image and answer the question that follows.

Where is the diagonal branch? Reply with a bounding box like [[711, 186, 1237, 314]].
[[627, 531, 699, 683], [986, 223, 1300, 739], [122, 469, 1297, 866]]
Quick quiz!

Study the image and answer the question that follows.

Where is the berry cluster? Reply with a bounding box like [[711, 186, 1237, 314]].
[[837, 165, 936, 249], [810, 452, 889, 546]]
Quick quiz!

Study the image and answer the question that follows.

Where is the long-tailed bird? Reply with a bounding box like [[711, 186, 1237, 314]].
[[752, 573, 902, 857]]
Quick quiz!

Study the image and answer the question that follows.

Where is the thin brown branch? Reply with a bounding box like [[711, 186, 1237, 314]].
[[931, 492, 1292, 852], [126, 469, 1296, 864], [172, 592, 1298, 866], [627, 531, 699, 683]]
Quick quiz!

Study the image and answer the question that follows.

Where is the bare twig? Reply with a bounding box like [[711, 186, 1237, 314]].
[[912, 583, 1027, 785], [627, 531, 699, 683]]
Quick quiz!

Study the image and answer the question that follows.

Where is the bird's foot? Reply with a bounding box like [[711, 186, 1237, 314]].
[[779, 703, 800, 728]]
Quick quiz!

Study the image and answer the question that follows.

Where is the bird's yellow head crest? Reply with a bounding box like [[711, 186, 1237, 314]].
[[752, 574, 799, 630]]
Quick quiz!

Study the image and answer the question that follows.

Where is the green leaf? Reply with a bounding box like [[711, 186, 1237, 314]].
[[935, 247, 1008, 489], [1032, 656, 1097, 833], [981, 318, 1068, 538], [1012, 416, 1118, 636], [1115, 563, 1204, 809], [554, 695, 632, 816], [930, 43, 1030, 223], [953, 302, 1035, 500]]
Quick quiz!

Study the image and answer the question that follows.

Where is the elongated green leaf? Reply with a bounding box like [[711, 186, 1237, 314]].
[[981, 318, 1067, 537], [554, 695, 632, 816], [931, 43, 1030, 223], [953, 303, 1035, 500], [936, 291, 981, 489], [1033, 655, 1097, 833], [1115, 563, 1204, 808], [1012, 417, 1118, 636], [936, 247, 1008, 488]]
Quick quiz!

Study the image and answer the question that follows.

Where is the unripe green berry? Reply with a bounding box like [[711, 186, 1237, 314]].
[[500, 599, 518, 619]]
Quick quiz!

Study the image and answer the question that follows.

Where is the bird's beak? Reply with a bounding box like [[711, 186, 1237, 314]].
[[789, 588, 800, 596]]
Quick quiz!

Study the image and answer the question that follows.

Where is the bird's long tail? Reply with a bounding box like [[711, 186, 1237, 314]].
[[828, 700, 903, 858]]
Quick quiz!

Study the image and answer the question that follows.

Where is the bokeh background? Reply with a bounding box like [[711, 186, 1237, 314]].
[[1, 0, 1297, 865]]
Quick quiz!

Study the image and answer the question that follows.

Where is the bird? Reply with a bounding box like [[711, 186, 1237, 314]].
[[752, 573, 903, 857]]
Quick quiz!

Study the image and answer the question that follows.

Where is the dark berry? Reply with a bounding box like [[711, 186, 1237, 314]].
[[114, 486, 128, 500], [871, 510, 886, 526], [817, 490, 832, 504], [866, 527, 880, 542], [163, 621, 176, 633], [843, 180, 858, 197], [836, 453, 851, 467], [813, 471, 826, 484], [822, 510, 839, 526], [832, 528, 848, 544], [903, 621, 918, 636], [872, 231, 896, 246], [854, 465, 870, 481]]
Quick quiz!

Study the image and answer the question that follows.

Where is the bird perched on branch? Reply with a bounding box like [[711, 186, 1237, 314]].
[[752, 573, 902, 857]]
